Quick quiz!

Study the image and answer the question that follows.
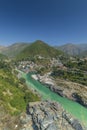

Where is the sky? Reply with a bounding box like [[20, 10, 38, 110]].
[[0, 0, 87, 46]]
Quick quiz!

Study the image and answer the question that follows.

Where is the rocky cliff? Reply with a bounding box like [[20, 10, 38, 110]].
[[20, 101, 84, 130], [1, 100, 85, 130]]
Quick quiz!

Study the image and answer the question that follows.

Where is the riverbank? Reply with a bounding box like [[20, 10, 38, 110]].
[[25, 100, 83, 130], [20, 71, 87, 127], [31, 73, 87, 108]]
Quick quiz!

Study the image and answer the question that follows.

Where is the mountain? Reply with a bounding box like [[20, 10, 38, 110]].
[[16, 40, 63, 60], [77, 44, 87, 52], [80, 50, 87, 57], [0, 46, 6, 53], [56, 43, 81, 56], [1, 43, 29, 58], [55, 43, 87, 56], [0, 46, 8, 59], [0, 53, 8, 59]]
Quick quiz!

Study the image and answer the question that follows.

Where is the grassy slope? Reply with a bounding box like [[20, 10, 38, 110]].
[[0, 61, 40, 115], [16, 40, 63, 60], [0, 53, 8, 59]]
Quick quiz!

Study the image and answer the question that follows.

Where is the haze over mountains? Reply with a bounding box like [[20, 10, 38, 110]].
[[0, 41, 87, 58], [0, 40, 63, 59], [0, 43, 29, 58], [56, 43, 87, 56]]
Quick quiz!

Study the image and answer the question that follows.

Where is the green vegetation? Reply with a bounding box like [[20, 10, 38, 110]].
[[0, 61, 40, 115], [25, 72, 87, 126], [79, 50, 87, 57], [52, 61, 87, 85], [36, 66, 50, 75], [16, 40, 63, 60], [64, 59, 87, 71], [2, 43, 29, 58], [32, 56, 50, 65], [0, 53, 8, 60], [32, 57, 51, 75]]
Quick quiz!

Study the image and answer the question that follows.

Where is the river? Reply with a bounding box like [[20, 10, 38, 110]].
[[21, 71, 87, 127]]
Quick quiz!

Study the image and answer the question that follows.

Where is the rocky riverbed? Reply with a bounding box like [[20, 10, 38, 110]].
[[20, 100, 84, 130], [42, 83, 87, 107], [36, 73, 87, 108], [1, 100, 86, 130], [54, 78, 87, 108]]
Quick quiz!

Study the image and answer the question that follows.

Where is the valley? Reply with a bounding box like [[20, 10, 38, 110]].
[[1, 0, 87, 129], [0, 40, 87, 129]]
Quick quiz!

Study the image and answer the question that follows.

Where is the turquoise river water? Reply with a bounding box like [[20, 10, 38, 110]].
[[21, 71, 87, 126]]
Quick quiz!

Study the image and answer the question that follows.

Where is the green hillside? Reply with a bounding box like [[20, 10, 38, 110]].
[[16, 40, 63, 60], [79, 50, 87, 57], [2, 43, 29, 58], [0, 61, 40, 115], [0, 53, 8, 60]]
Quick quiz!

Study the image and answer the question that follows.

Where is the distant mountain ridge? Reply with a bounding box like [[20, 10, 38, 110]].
[[1, 41, 87, 58], [80, 50, 87, 57], [56, 43, 87, 56], [77, 44, 87, 51], [0, 42, 29, 58], [0, 46, 6, 53]]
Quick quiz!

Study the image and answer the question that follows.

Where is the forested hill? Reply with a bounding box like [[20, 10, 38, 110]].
[[16, 40, 63, 60]]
